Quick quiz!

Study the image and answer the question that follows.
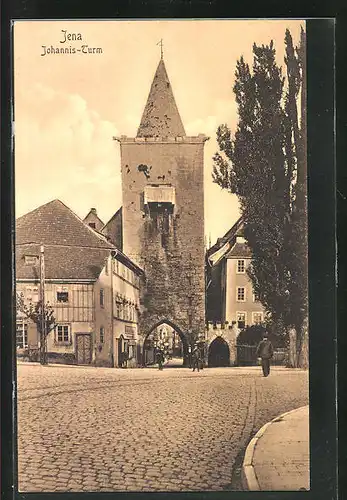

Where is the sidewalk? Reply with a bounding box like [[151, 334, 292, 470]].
[[242, 405, 309, 491]]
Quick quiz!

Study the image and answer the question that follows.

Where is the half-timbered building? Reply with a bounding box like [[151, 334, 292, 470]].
[[16, 199, 143, 367]]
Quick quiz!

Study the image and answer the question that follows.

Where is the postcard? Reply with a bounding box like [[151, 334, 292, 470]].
[[14, 19, 310, 493]]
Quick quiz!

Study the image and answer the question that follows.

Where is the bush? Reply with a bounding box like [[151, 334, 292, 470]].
[[237, 324, 286, 348], [237, 324, 267, 346]]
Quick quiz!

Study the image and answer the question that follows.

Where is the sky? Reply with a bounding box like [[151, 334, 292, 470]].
[[14, 19, 304, 245]]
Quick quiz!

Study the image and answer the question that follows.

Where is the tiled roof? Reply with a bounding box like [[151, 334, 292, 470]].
[[225, 242, 252, 258], [207, 216, 243, 258], [16, 244, 110, 280], [137, 59, 186, 138], [16, 201, 144, 280], [16, 199, 113, 249]]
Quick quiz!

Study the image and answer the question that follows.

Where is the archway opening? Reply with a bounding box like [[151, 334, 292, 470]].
[[143, 320, 188, 368], [208, 336, 230, 367]]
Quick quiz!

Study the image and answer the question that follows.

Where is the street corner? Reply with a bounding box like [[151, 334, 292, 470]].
[[241, 405, 310, 491]]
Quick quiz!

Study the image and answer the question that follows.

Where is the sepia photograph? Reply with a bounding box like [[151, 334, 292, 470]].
[[14, 19, 309, 493]]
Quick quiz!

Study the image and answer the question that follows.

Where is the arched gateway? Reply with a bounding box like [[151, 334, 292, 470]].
[[208, 336, 230, 367], [142, 319, 189, 367]]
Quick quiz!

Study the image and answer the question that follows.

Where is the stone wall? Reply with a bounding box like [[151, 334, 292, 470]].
[[119, 137, 207, 342]]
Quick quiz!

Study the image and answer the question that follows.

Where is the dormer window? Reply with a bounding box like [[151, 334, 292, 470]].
[[89, 222, 96, 229], [24, 255, 38, 266]]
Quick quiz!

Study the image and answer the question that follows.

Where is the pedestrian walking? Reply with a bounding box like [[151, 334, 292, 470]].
[[192, 345, 201, 372], [187, 345, 192, 368], [156, 348, 164, 370], [256, 333, 274, 377]]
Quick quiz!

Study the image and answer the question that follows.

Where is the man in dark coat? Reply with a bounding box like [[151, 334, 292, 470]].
[[156, 348, 164, 370], [256, 334, 274, 377]]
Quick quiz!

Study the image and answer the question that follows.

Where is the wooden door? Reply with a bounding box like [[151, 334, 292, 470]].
[[76, 334, 92, 365]]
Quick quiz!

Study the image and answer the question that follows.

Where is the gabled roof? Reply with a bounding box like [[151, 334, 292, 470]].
[[16, 201, 144, 280], [83, 208, 105, 228], [16, 244, 110, 281], [207, 216, 244, 266], [137, 58, 186, 138], [101, 206, 122, 232], [16, 199, 113, 249]]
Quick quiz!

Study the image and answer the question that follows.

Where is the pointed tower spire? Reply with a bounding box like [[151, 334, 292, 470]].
[[137, 58, 186, 138]]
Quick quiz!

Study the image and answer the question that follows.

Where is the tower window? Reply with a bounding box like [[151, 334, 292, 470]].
[[89, 222, 96, 229]]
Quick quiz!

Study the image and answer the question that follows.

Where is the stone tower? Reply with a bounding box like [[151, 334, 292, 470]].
[[115, 57, 208, 344]]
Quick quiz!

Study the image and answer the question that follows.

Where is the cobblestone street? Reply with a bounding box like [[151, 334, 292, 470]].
[[17, 364, 308, 492]]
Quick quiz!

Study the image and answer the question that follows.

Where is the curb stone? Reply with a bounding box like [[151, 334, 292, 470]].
[[241, 405, 308, 491]]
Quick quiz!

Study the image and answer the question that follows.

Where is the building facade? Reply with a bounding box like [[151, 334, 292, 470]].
[[206, 219, 266, 329], [16, 200, 142, 367]]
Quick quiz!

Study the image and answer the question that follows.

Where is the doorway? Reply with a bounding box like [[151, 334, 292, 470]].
[[208, 336, 230, 367], [76, 334, 92, 365]]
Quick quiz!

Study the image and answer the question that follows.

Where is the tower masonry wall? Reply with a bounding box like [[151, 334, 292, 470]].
[[119, 137, 207, 339]]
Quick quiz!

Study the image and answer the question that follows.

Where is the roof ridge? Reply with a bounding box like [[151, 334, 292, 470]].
[[16, 199, 113, 250], [58, 200, 113, 246], [16, 198, 62, 221]]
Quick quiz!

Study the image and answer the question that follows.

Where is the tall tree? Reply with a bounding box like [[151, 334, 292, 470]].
[[213, 30, 307, 367], [284, 28, 308, 367]]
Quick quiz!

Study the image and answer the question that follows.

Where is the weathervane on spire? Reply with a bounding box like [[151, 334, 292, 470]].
[[157, 39, 164, 59]]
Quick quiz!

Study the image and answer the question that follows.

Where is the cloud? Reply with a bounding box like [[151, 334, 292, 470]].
[[15, 83, 122, 222], [15, 84, 240, 239]]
